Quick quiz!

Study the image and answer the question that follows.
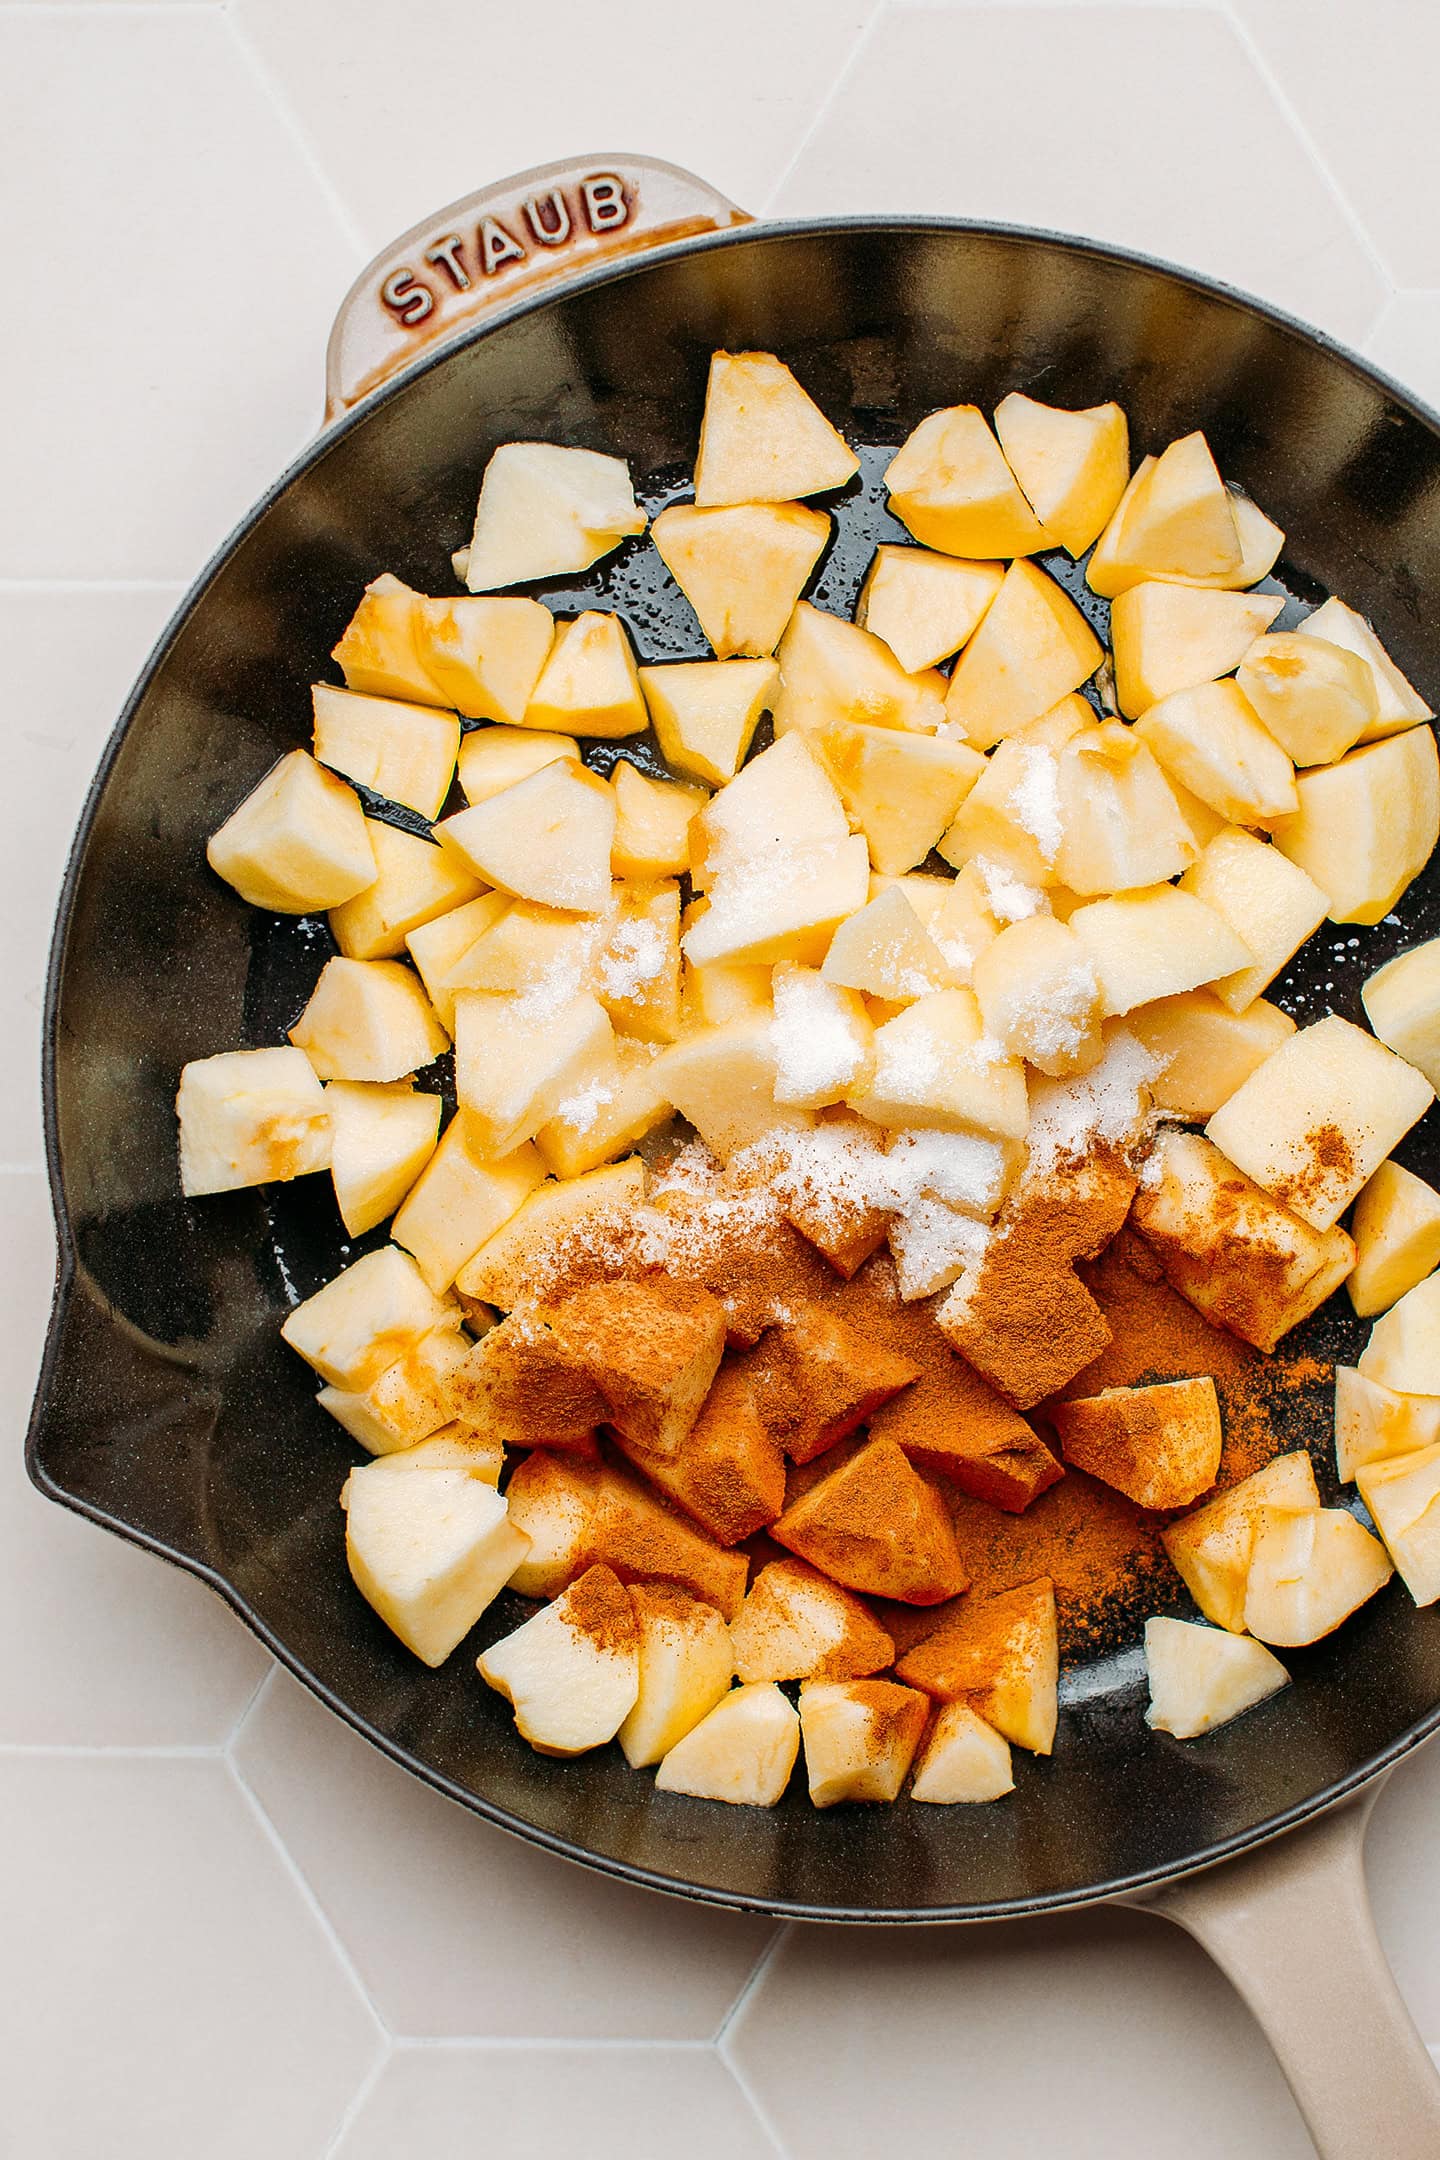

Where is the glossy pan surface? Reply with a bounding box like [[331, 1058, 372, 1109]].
[[28, 220, 1440, 1920]]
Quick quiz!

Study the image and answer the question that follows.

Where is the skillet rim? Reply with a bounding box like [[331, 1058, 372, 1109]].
[[27, 210, 1440, 1922]]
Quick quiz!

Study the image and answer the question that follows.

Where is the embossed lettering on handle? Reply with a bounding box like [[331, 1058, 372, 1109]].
[[324, 155, 750, 420]]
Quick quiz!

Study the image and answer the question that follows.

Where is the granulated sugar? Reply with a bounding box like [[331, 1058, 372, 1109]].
[[975, 856, 1049, 924], [888, 1198, 989, 1300], [1009, 746, 1063, 864], [1024, 1028, 1165, 1181], [1005, 961, 1101, 1068], [553, 1076, 616, 1133], [596, 914, 667, 1002], [770, 967, 869, 1103], [885, 1128, 1011, 1216]]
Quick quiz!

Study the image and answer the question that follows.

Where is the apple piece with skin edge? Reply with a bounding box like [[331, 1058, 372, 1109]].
[[1143, 1617, 1289, 1739], [282, 1244, 461, 1391], [1269, 724, 1440, 926], [654, 1682, 801, 1806], [799, 1678, 929, 1807], [1161, 1450, 1320, 1633], [651, 505, 828, 661], [1356, 1443, 1440, 1607], [910, 1701, 1015, 1803], [478, 1564, 641, 1756], [943, 559, 1103, 749], [324, 1079, 441, 1238], [412, 594, 556, 725], [329, 820, 484, 961], [456, 726, 578, 805], [1349, 1159, 1440, 1318], [694, 351, 858, 507], [1243, 1507, 1393, 1647], [993, 393, 1129, 558], [343, 1461, 530, 1668], [1334, 1365, 1440, 1481], [1110, 582, 1283, 716], [884, 405, 1053, 558], [1363, 936, 1440, 1092], [1236, 632, 1378, 767], [856, 545, 1004, 671], [290, 956, 449, 1083], [1178, 827, 1328, 1015], [206, 749, 376, 915], [463, 443, 644, 591], [311, 683, 460, 822], [617, 1585, 735, 1769], [1126, 991, 1295, 1120]]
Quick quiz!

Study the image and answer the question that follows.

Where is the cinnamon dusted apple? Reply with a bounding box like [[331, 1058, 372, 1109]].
[[896, 1578, 1059, 1755], [478, 1563, 641, 1755], [617, 1584, 735, 1768], [609, 1355, 786, 1547], [744, 1302, 919, 1464], [1049, 1377, 1222, 1511], [730, 1558, 894, 1684], [771, 1435, 968, 1604], [543, 1279, 727, 1460], [798, 1678, 929, 1806]]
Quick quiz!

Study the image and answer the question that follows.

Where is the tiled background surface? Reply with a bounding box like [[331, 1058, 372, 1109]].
[[5, 1, 1440, 2152]]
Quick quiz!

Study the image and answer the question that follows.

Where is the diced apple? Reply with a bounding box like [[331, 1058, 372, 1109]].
[[654, 1681, 801, 1805], [290, 956, 449, 1082], [367, 1422, 505, 1487], [1131, 1127, 1356, 1353], [1363, 937, 1440, 1090], [847, 987, 1029, 1140], [1089, 462, 1280, 601], [311, 684, 460, 821], [651, 503, 829, 659], [1206, 1014, 1434, 1231], [593, 882, 682, 1043], [402, 892, 512, 1034], [463, 443, 644, 590], [329, 819, 484, 960], [343, 1460, 528, 1666], [478, 1563, 640, 1754], [730, 1558, 894, 1684], [691, 730, 849, 885], [617, 1355, 786, 1545], [176, 1045, 331, 1196], [910, 1701, 1015, 1803], [1051, 1376, 1222, 1509], [535, 1038, 673, 1179], [1114, 432, 1242, 579], [319, 1325, 471, 1455], [1270, 724, 1440, 925], [684, 837, 871, 970], [439, 758, 615, 913], [454, 988, 614, 1157], [325, 1079, 441, 1237], [449, 898, 606, 1002], [1110, 582, 1282, 715], [914, 864, 1002, 981], [1143, 1616, 1289, 1739], [993, 393, 1129, 558], [412, 594, 557, 725], [1178, 828, 1327, 1013], [1135, 680, 1298, 828], [453, 1157, 646, 1307], [1297, 597, 1431, 743], [588, 1465, 749, 1619], [856, 545, 1003, 671], [747, 1301, 919, 1462], [683, 946, 772, 1029], [822, 887, 958, 1004], [617, 1585, 735, 1768], [933, 1237, 1110, 1409], [886, 1198, 988, 1302], [611, 763, 705, 880], [456, 726, 578, 804], [1359, 1272, 1440, 1395], [973, 914, 1104, 1076], [884, 405, 1052, 558], [1053, 725, 1199, 894], [331, 573, 442, 704], [1084, 454, 1155, 600], [282, 1244, 459, 1389], [1334, 1365, 1440, 1481], [1236, 632, 1378, 767], [387, 1116, 546, 1292], [521, 611, 647, 739], [546, 1279, 727, 1460], [770, 1113, 893, 1279], [1161, 1451, 1320, 1632], [769, 965, 874, 1108], [775, 601, 947, 739], [656, 1018, 813, 1160], [895, 1578, 1058, 1754], [207, 750, 376, 914], [1356, 1444, 1440, 1607], [772, 1435, 968, 1604], [1244, 1507, 1393, 1646], [694, 350, 858, 506], [502, 1453, 604, 1596], [799, 1678, 929, 1806], [1068, 885, 1253, 1015], [1349, 1160, 1440, 1318], [943, 559, 1103, 749], [938, 737, 1065, 888], [1127, 990, 1295, 1119], [812, 721, 982, 877], [639, 659, 778, 788]]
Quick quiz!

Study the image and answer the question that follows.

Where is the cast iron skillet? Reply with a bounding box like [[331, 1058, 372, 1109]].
[[26, 156, 1440, 2156]]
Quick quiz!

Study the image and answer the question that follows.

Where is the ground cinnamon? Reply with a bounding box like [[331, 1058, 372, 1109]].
[[558, 1563, 638, 1655]]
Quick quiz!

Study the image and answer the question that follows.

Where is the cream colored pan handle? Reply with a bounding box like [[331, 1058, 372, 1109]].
[[1138, 1773, 1440, 2159], [323, 154, 751, 421]]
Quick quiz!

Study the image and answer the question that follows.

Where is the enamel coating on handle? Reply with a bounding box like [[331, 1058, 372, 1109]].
[[323, 153, 750, 419], [1136, 1771, 1440, 2159]]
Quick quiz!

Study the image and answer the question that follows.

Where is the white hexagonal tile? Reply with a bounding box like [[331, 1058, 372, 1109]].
[[1365, 290, 1440, 414], [1233, 0, 1440, 287], [1365, 1738, 1440, 2049], [770, 2, 1386, 342], [230, 0, 871, 247], [334, 2043, 775, 2159], [1, 1170, 270, 1746], [730, 1908, 1315, 2160], [0, 8, 361, 582], [233, 1668, 776, 2039], [0, 1753, 381, 2158]]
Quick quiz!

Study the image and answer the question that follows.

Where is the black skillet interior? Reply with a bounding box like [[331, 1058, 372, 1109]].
[[28, 222, 1440, 1921]]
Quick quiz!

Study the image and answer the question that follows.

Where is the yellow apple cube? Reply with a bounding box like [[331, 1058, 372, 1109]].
[[520, 611, 647, 741], [654, 1681, 801, 1805], [464, 443, 644, 591], [1359, 1272, 1440, 1395], [884, 405, 1051, 558], [943, 559, 1103, 749], [438, 757, 615, 913], [535, 1037, 674, 1178], [1143, 1616, 1289, 1738], [1356, 1443, 1440, 1607], [770, 965, 874, 1108], [454, 988, 614, 1158], [1135, 680, 1298, 828], [447, 899, 605, 1002], [847, 987, 1029, 1139], [658, 1019, 815, 1161], [207, 750, 376, 914], [973, 914, 1103, 1076], [177, 1045, 331, 1196], [290, 956, 449, 1081], [1127, 990, 1295, 1118], [1334, 1365, 1440, 1481], [774, 601, 947, 738], [939, 737, 1064, 887], [1270, 724, 1440, 925], [1112, 431, 1241, 580], [1068, 885, 1252, 1015], [282, 1244, 459, 1389], [1178, 828, 1328, 1012], [821, 887, 959, 1003], [855, 545, 1003, 671], [403, 892, 511, 1032], [1297, 597, 1430, 743], [478, 1565, 640, 1754], [311, 684, 459, 821], [390, 1118, 547, 1292], [1363, 938, 1440, 1090], [799, 1678, 928, 1807], [331, 573, 441, 704], [411, 594, 556, 725], [1206, 1015, 1434, 1230], [344, 1462, 529, 1667], [651, 502, 829, 659], [329, 819, 483, 960], [1110, 582, 1282, 716], [325, 1079, 441, 1237], [618, 1585, 735, 1769], [1053, 725, 1199, 895], [455, 1158, 647, 1308], [690, 731, 848, 886], [594, 882, 683, 1042], [1244, 1507, 1392, 1647], [1087, 461, 1281, 600], [694, 350, 858, 506], [910, 1702, 1015, 1803], [1349, 1160, 1440, 1318], [681, 838, 870, 968], [610, 763, 705, 879], [639, 657, 779, 785], [812, 721, 982, 877], [1235, 631, 1377, 767], [1161, 1450, 1320, 1632], [993, 392, 1129, 558], [456, 726, 578, 804], [683, 946, 773, 1028], [319, 1326, 471, 1455]]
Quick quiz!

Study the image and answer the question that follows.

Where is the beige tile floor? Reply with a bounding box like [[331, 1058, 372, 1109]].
[[4, 0, 1440, 2151]]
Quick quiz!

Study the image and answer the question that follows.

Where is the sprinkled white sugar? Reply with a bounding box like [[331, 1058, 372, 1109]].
[[975, 856, 1049, 924], [1002, 959, 1100, 1066], [1025, 1027, 1166, 1178], [885, 1128, 1011, 1216], [873, 1027, 941, 1101], [888, 1200, 989, 1301], [552, 1077, 615, 1133], [596, 916, 666, 1003], [511, 947, 594, 1020], [769, 969, 868, 1105], [930, 921, 974, 973], [1009, 746, 1063, 864]]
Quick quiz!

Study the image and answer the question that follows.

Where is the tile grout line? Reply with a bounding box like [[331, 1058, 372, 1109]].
[[720, 2045, 792, 2160], [391, 2035, 722, 2054], [715, 1925, 794, 2158], [220, 1656, 278, 1755], [756, 0, 892, 218], [218, 2, 373, 266], [0, 1741, 224, 1759], [713, 1921, 792, 2047], [319, 2044, 391, 2160], [1219, 0, 1396, 309]]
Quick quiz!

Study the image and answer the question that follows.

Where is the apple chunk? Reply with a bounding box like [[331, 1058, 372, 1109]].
[[439, 758, 615, 914], [1135, 680, 1297, 828], [617, 1584, 735, 1769], [478, 1563, 640, 1755], [772, 1436, 968, 1605], [610, 763, 705, 880], [799, 1678, 929, 1806], [311, 684, 459, 821], [993, 393, 1129, 557], [896, 1578, 1058, 1754], [943, 559, 1102, 749], [682, 839, 870, 970], [1244, 1507, 1392, 1646], [1297, 596, 1430, 743], [207, 750, 376, 914], [812, 720, 982, 876], [1363, 937, 1440, 1091], [1110, 582, 1281, 715], [730, 1559, 894, 1684], [910, 1702, 1015, 1803], [659, 1018, 815, 1160], [1112, 431, 1241, 580], [885, 405, 1051, 558], [973, 915, 1104, 1076], [454, 989, 614, 1158], [651, 503, 828, 659], [847, 988, 1029, 1140], [544, 1279, 727, 1460], [390, 1118, 547, 1292], [329, 820, 483, 961], [1348, 1160, 1440, 1318], [639, 657, 778, 784], [694, 350, 858, 506], [319, 1326, 471, 1455], [775, 601, 947, 738], [1052, 723, 1199, 895], [331, 572, 442, 704], [343, 1462, 529, 1667], [1359, 1272, 1440, 1395], [1270, 724, 1440, 926], [1177, 828, 1327, 1014], [463, 442, 644, 590], [456, 726, 578, 805], [1143, 1617, 1289, 1739], [523, 612, 648, 740], [822, 887, 958, 1004], [1050, 1377, 1222, 1509], [177, 1046, 331, 1196], [654, 1681, 801, 1805], [1068, 885, 1252, 1016], [1334, 1365, 1440, 1481], [290, 956, 449, 1082], [413, 594, 556, 725], [856, 545, 1003, 671], [1236, 631, 1378, 766], [1161, 1450, 1319, 1632], [281, 1244, 459, 1389], [325, 1080, 441, 1237], [1206, 1014, 1434, 1231], [1126, 991, 1295, 1120], [1356, 1444, 1440, 1607]]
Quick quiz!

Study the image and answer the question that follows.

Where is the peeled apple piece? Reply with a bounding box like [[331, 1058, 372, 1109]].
[[1334, 1365, 1440, 1481], [617, 1585, 734, 1769], [1270, 724, 1440, 927], [478, 1564, 640, 1756], [909, 1702, 1015, 1803], [463, 443, 645, 590], [1359, 1272, 1440, 1396], [1363, 937, 1440, 1091], [343, 1462, 529, 1667], [694, 350, 858, 507], [654, 1682, 801, 1805], [206, 750, 377, 915], [325, 1079, 442, 1238], [1243, 1507, 1393, 1647], [1144, 1616, 1289, 1738], [1347, 1159, 1440, 1319], [1356, 1444, 1440, 1606], [884, 405, 1052, 558], [1161, 1450, 1320, 1632], [991, 392, 1129, 558], [177, 1046, 331, 1197], [1297, 596, 1430, 743]]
